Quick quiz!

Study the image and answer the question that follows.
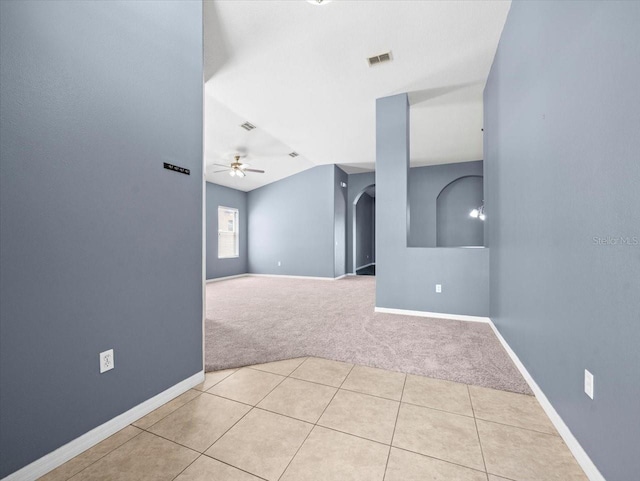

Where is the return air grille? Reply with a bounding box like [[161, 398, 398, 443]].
[[368, 51, 392, 66], [240, 122, 256, 131], [289, 152, 299, 158]]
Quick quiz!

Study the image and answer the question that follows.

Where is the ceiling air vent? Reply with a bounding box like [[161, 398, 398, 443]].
[[368, 51, 392, 67], [289, 152, 299, 158], [240, 122, 256, 131]]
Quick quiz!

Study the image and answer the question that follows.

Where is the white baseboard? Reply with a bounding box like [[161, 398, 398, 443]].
[[487, 321, 605, 481], [248, 274, 341, 281], [3, 371, 204, 481], [206, 273, 249, 283], [377, 306, 604, 480], [374, 307, 491, 324], [356, 262, 375, 270], [208, 273, 349, 282]]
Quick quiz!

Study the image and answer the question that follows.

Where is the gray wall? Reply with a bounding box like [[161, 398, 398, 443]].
[[346, 172, 376, 273], [0, 1, 203, 477], [436, 175, 484, 247], [334, 166, 348, 277], [485, 2, 640, 480], [408, 161, 484, 247], [376, 94, 489, 316], [355, 193, 375, 269], [206, 182, 248, 279], [247, 165, 336, 278]]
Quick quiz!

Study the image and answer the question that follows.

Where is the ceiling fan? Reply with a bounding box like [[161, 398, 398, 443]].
[[210, 155, 265, 178]]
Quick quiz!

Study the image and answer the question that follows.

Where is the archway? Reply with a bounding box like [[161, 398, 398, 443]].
[[352, 184, 376, 274]]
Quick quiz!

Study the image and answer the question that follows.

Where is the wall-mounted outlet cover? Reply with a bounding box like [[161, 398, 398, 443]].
[[100, 349, 114, 374], [435, 284, 442, 293], [584, 369, 594, 399], [277, 261, 281, 267]]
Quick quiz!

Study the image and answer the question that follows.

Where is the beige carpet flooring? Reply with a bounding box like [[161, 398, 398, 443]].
[[205, 275, 531, 394]]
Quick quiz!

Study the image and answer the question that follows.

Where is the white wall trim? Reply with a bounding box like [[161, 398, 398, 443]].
[[377, 306, 604, 480], [374, 307, 491, 324], [2, 371, 205, 481], [248, 274, 342, 281], [355, 262, 375, 270], [486, 321, 605, 481], [205, 273, 249, 283]]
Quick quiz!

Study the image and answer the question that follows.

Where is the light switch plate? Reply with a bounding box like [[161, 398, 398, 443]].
[[435, 284, 442, 293], [584, 369, 594, 399]]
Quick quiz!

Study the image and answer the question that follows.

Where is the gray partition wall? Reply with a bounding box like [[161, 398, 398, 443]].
[[334, 166, 348, 278], [206, 182, 248, 279], [484, 2, 640, 480], [376, 94, 489, 316], [0, 2, 203, 477]]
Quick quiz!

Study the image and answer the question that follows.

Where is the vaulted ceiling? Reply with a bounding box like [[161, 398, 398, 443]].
[[204, 0, 511, 191]]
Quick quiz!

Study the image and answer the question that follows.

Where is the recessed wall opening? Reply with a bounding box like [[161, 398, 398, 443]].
[[407, 161, 485, 248], [352, 184, 376, 275], [436, 175, 484, 247]]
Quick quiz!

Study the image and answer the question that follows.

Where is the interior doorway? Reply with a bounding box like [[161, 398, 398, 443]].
[[352, 184, 376, 275]]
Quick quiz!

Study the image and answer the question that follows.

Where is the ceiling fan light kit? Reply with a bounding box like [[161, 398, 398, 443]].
[[214, 154, 265, 179]]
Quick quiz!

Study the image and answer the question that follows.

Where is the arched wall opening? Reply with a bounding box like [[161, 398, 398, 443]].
[[352, 184, 376, 274]]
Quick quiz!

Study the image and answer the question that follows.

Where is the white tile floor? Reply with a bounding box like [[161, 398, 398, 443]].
[[39, 357, 588, 481]]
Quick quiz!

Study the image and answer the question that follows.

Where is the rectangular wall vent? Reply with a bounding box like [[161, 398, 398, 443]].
[[289, 151, 299, 158], [368, 51, 392, 67], [240, 122, 256, 131]]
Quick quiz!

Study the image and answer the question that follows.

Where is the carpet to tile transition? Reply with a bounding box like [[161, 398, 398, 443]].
[[205, 276, 531, 394]]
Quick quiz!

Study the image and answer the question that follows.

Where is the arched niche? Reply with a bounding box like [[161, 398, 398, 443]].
[[436, 175, 484, 247]]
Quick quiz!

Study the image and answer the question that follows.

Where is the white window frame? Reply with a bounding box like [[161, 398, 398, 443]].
[[218, 206, 239, 259]]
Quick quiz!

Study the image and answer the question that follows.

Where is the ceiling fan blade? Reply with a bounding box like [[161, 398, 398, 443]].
[[211, 163, 231, 168], [243, 168, 265, 173], [210, 169, 230, 174]]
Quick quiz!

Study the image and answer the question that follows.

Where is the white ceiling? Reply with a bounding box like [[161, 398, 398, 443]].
[[204, 0, 510, 191]]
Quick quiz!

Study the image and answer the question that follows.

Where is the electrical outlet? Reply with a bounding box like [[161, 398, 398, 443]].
[[435, 284, 442, 293], [277, 261, 281, 267], [584, 369, 594, 399], [100, 349, 114, 374]]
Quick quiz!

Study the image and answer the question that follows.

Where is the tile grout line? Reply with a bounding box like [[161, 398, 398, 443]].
[[391, 445, 493, 476], [54, 428, 146, 481], [55, 358, 537, 481], [133, 389, 203, 431], [244, 361, 557, 437], [467, 384, 490, 477], [191, 368, 295, 479], [200, 368, 291, 456], [135, 428, 205, 456], [170, 453, 203, 481], [197, 368, 238, 392], [276, 362, 356, 481], [301, 418, 391, 448], [139, 382, 494, 480], [128, 361, 307, 481], [199, 453, 270, 481], [382, 372, 407, 481], [67, 358, 537, 481], [470, 417, 561, 437]]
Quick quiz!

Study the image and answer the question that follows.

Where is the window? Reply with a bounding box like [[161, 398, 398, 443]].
[[218, 206, 239, 258]]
